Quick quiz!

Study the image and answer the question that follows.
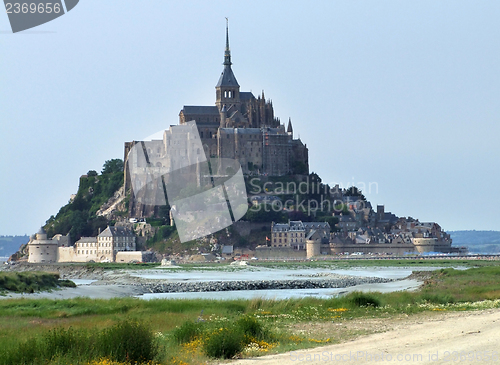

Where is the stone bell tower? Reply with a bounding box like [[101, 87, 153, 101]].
[[216, 19, 241, 127]]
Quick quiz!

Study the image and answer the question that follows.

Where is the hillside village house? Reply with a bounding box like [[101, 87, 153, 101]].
[[270, 221, 331, 250]]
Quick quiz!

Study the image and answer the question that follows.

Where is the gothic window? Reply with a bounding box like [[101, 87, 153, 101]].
[[200, 131, 203, 138]]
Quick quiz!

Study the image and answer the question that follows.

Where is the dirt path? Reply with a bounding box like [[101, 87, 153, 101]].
[[231, 309, 500, 365]]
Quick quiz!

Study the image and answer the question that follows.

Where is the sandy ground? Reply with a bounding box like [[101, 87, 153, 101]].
[[230, 309, 500, 365]]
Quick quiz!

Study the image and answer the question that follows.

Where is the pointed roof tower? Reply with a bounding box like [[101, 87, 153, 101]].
[[224, 17, 231, 67], [216, 18, 239, 88], [287, 118, 293, 134]]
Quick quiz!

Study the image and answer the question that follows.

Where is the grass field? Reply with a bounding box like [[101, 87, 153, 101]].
[[1, 265, 500, 364]]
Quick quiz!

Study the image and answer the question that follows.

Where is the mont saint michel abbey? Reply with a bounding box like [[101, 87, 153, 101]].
[[124, 24, 309, 186], [178, 25, 309, 176]]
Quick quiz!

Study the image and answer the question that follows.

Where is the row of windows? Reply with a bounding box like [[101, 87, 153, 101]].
[[273, 238, 303, 244], [275, 232, 304, 238], [115, 242, 134, 247], [78, 250, 112, 255], [224, 134, 261, 140], [77, 238, 134, 248]]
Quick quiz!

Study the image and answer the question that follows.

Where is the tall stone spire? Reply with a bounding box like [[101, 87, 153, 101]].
[[216, 18, 240, 113], [224, 17, 231, 66]]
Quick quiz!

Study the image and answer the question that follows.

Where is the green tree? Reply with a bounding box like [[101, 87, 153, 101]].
[[343, 186, 366, 201], [102, 159, 124, 175]]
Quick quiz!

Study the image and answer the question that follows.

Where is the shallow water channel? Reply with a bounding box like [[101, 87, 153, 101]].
[[132, 266, 422, 300]]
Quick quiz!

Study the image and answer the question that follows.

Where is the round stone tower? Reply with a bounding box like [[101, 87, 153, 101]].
[[306, 238, 321, 259], [28, 227, 58, 263]]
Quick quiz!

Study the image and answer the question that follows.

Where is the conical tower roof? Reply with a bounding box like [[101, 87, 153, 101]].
[[216, 19, 239, 88]]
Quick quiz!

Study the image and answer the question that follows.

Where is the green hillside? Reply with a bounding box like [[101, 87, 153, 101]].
[[44, 159, 126, 243]]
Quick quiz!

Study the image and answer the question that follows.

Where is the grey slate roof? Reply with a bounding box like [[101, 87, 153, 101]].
[[216, 66, 239, 87], [306, 230, 318, 240], [272, 223, 290, 233], [303, 222, 330, 230], [75, 237, 97, 244], [240, 92, 255, 100], [98, 226, 135, 238], [181, 106, 219, 115]]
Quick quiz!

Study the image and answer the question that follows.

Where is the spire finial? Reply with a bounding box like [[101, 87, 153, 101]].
[[224, 17, 232, 66]]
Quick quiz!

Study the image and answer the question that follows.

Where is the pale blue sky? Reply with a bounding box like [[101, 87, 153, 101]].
[[1, 1, 499, 235]]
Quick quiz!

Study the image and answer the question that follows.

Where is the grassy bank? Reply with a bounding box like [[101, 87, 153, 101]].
[[0, 272, 75, 294]]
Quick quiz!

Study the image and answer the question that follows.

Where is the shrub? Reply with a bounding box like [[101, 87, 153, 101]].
[[235, 315, 265, 339], [202, 327, 244, 359], [420, 293, 455, 305], [99, 320, 159, 363], [172, 320, 204, 344], [0, 320, 158, 365], [349, 293, 380, 308]]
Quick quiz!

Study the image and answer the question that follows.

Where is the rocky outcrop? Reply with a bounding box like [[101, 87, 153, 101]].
[[140, 276, 392, 294], [96, 186, 127, 219]]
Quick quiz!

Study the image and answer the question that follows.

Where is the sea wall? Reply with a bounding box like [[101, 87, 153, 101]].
[[254, 247, 307, 259], [140, 275, 393, 293]]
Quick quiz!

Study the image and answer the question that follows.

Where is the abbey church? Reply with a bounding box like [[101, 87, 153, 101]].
[[125, 23, 308, 179], [178, 24, 309, 176]]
